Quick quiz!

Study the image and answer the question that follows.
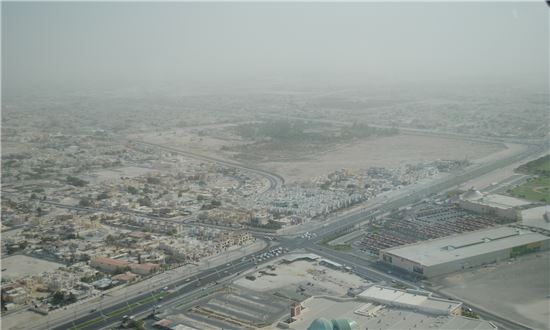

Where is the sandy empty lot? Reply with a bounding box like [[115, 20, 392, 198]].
[[1, 255, 63, 281], [136, 128, 506, 183], [262, 134, 504, 182], [88, 166, 159, 183], [234, 258, 368, 296], [435, 250, 550, 330]]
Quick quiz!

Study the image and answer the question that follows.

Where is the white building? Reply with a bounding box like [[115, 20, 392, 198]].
[[380, 227, 550, 277], [358, 285, 462, 315], [459, 189, 532, 221]]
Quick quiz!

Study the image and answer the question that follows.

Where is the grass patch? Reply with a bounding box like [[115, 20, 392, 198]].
[[508, 155, 550, 204], [72, 316, 103, 330], [508, 176, 550, 203], [463, 310, 480, 319], [72, 292, 166, 329], [330, 244, 352, 251], [516, 155, 550, 175]]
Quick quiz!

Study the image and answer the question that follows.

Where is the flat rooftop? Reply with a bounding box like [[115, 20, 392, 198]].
[[381, 227, 550, 267], [287, 296, 496, 330], [466, 193, 532, 209], [521, 206, 550, 231], [358, 285, 461, 315]]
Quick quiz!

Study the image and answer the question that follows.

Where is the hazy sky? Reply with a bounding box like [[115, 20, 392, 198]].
[[2, 2, 548, 95]]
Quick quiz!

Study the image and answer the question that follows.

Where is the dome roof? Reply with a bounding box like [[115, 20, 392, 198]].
[[308, 318, 334, 330], [461, 188, 483, 201], [332, 318, 359, 330]]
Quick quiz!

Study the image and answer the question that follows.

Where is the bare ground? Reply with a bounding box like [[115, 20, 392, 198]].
[[133, 129, 505, 183]]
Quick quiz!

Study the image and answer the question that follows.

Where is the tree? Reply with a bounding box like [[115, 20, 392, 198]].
[[67, 293, 77, 303], [79, 198, 92, 207], [105, 235, 116, 244], [96, 192, 110, 200], [127, 319, 145, 330], [146, 177, 161, 184], [66, 176, 88, 187], [137, 197, 152, 207], [52, 291, 64, 304]]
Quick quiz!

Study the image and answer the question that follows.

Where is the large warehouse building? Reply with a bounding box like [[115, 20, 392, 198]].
[[379, 226, 550, 278]]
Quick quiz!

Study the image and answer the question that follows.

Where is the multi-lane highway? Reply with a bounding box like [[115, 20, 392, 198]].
[[43, 245, 272, 330], [47, 139, 546, 330]]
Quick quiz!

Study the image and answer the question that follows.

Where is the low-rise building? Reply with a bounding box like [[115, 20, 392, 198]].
[[459, 189, 532, 221], [379, 227, 550, 277], [358, 285, 462, 315], [90, 256, 130, 274], [129, 262, 160, 276]]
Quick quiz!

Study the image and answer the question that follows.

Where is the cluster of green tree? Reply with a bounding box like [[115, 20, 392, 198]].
[[105, 234, 121, 245], [5, 241, 27, 254], [66, 175, 89, 187], [80, 273, 103, 283], [516, 155, 550, 176], [462, 310, 479, 319], [146, 177, 161, 184], [51, 291, 77, 304], [3, 153, 31, 160], [232, 120, 398, 145], [96, 192, 110, 200], [126, 319, 145, 330], [2, 159, 18, 168], [79, 197, 93, 207], [166, 229, 178, 236], [233, 120, 318, 141], [200, 199, 221, 210], [251, 220, 282, 230], [341, 122, 399, 139], [62, 232, 82, 240], [137, 197, 152, 207]]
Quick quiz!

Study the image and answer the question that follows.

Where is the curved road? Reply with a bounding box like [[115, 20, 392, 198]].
[[39, 139, 545, 330], [129, 140, 285, 193]]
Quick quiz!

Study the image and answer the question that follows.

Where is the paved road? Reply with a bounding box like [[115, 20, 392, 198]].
[[44, 245, 271, 330], [50, 140, 545, 330], [129, 140, 285, 193], [286, 143, 546, 239]]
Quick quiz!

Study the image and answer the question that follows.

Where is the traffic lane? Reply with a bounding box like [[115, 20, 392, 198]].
[[55, 258, 259, 330], [55, 243, 271, 329], [307, 147, 544, 253], [305, 246, 419, 289], [78, 260, 258, 330]]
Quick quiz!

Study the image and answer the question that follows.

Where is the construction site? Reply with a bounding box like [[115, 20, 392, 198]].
[[147, 253, 370, 329]]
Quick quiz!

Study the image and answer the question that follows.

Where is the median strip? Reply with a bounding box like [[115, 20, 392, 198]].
[[70, 292, 166, 330]]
